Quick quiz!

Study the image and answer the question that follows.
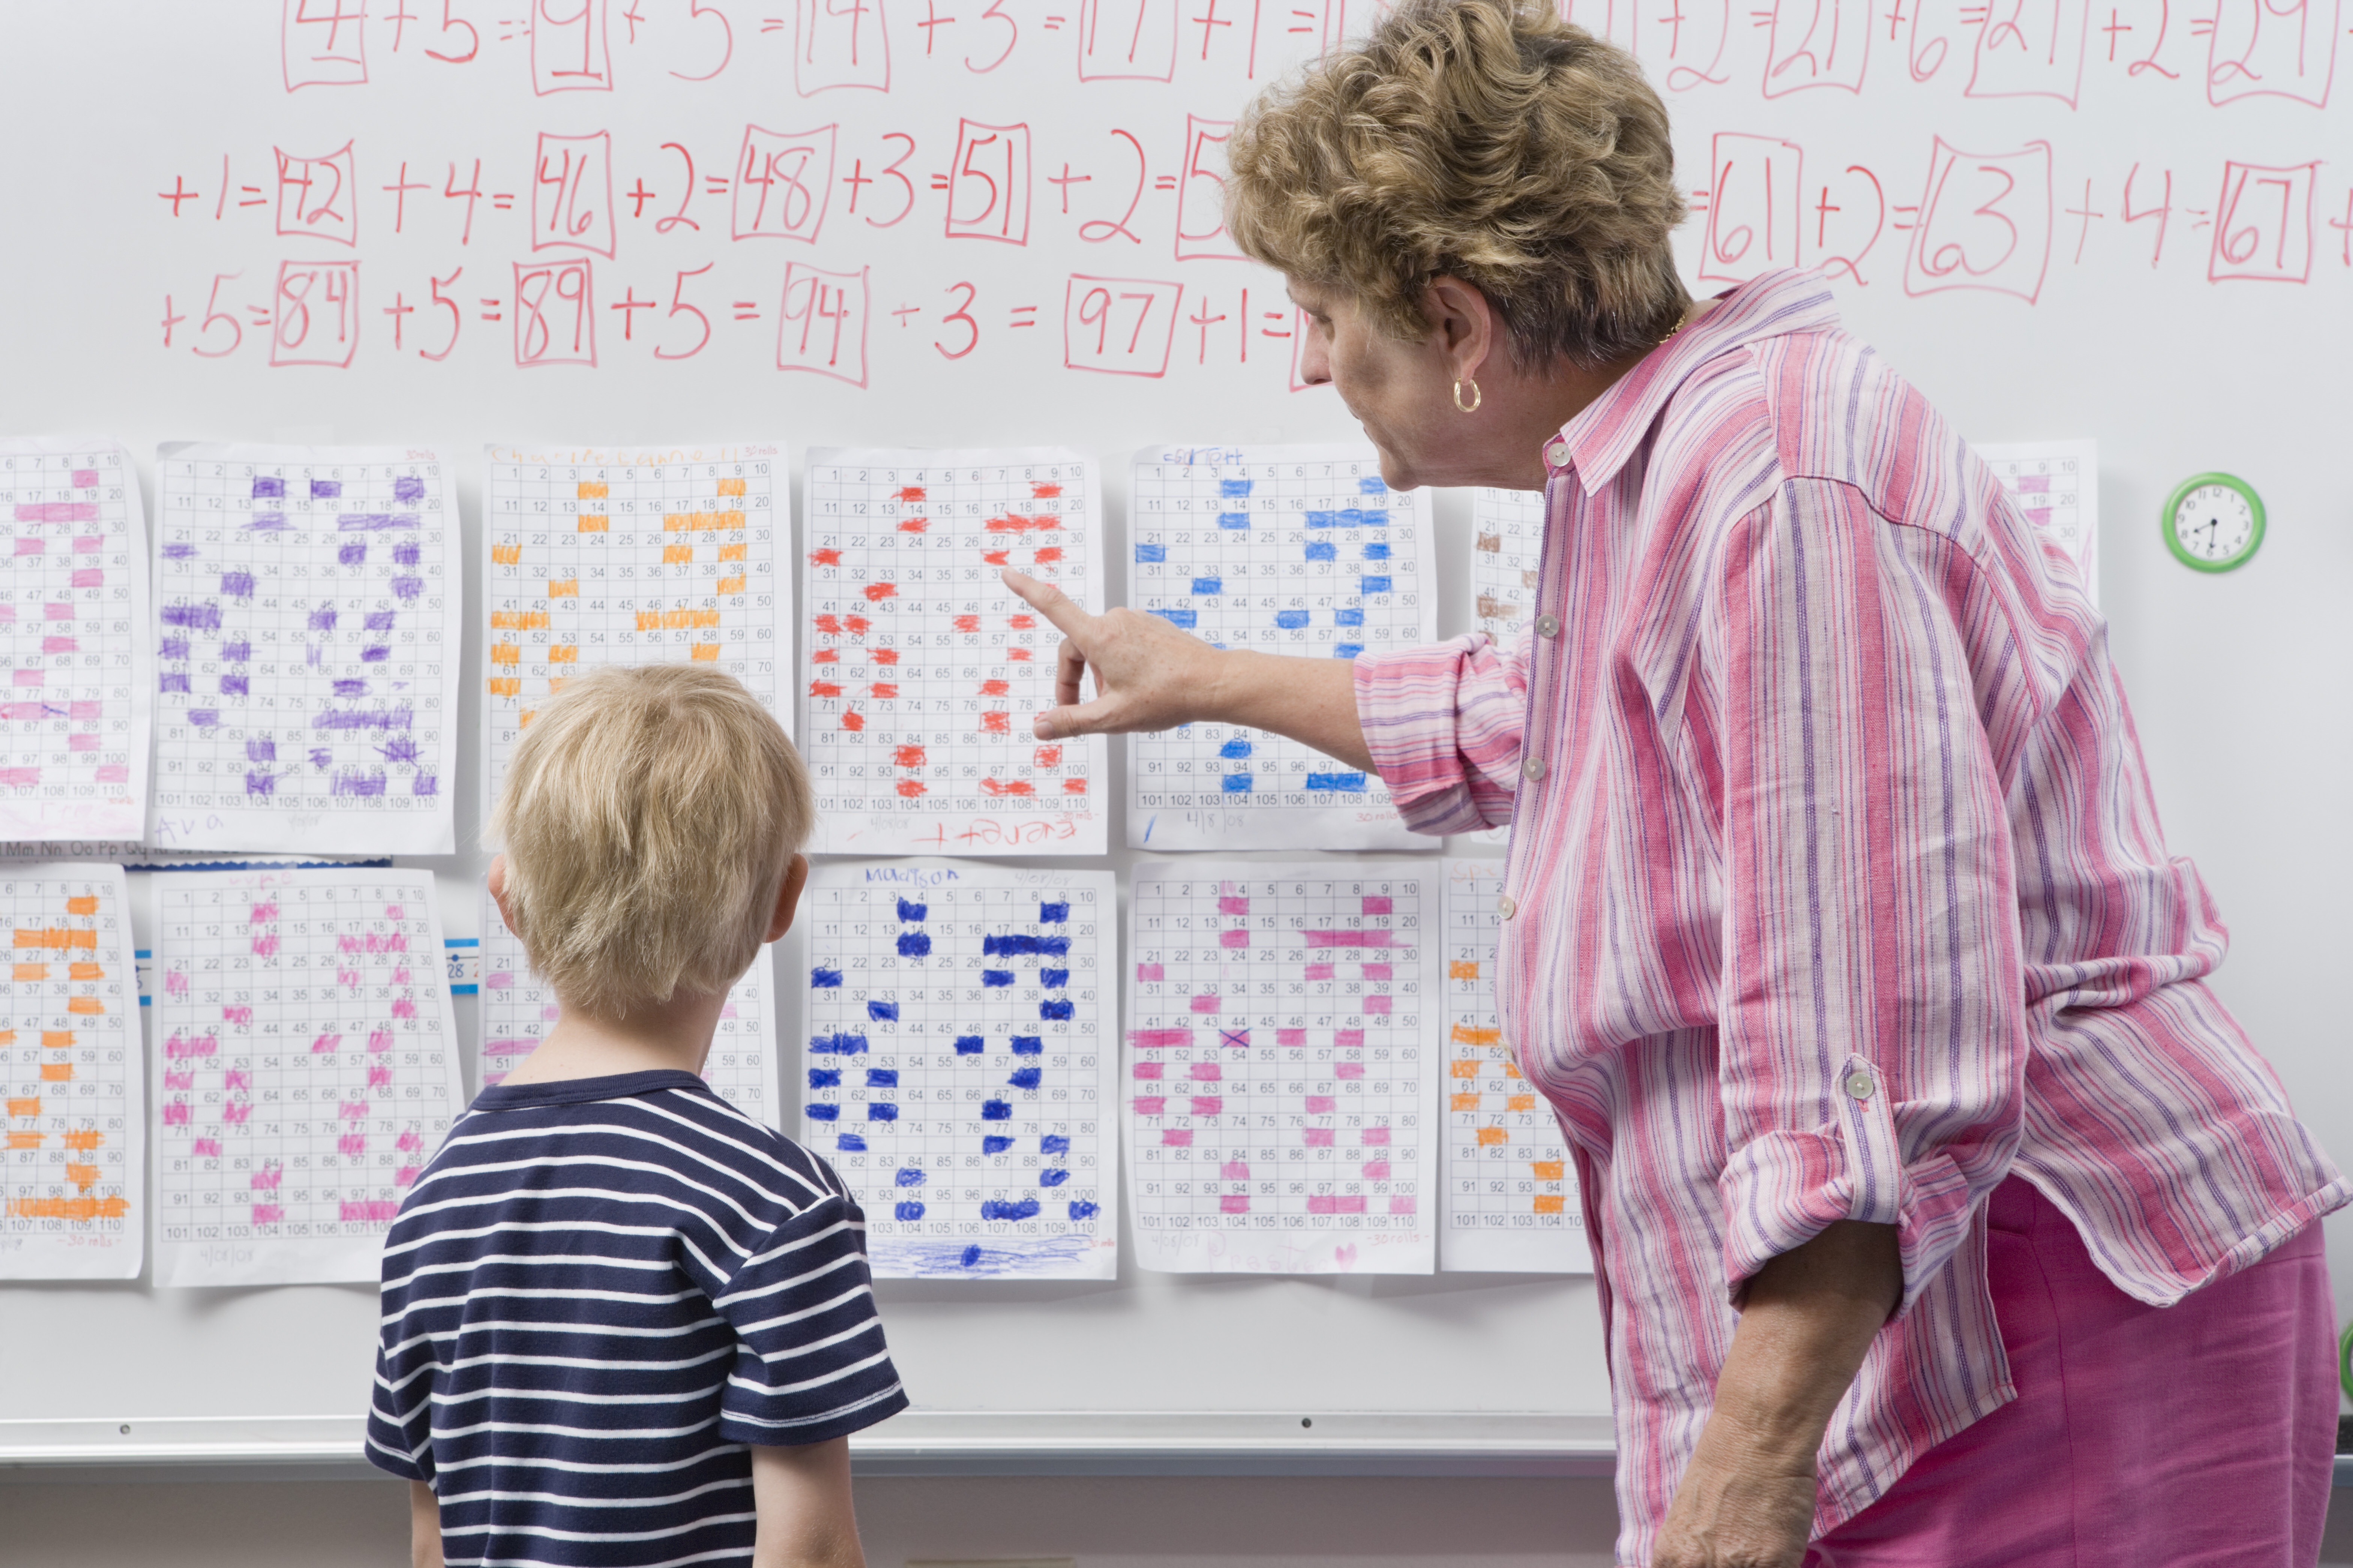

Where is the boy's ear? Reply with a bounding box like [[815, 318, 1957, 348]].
[[764, 853, 810, 944], [487, 855, 517, 934]]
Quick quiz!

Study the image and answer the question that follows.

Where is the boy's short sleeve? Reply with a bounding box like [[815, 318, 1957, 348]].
[[366, 1333, 435, 1482], [713, 1192, 909, 1446]]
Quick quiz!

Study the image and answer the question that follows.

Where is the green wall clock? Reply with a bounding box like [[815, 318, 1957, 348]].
[[2161, 472, 2265, 572]]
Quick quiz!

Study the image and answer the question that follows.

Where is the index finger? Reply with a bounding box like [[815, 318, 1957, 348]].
[[1000, 567, 1095, 640]]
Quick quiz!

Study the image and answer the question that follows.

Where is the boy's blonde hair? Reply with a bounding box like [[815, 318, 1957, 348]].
[[490, 665, 813, 1019]]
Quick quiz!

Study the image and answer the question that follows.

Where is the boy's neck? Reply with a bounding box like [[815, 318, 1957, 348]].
[[496, 989, 729, 1088]]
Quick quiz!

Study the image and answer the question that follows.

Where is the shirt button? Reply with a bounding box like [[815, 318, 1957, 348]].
[[1543, 439, 1570, 469], [1535, 614, 1561, 638], [1522, 757, 1546, 781], [1497, 895, 1517, 919], [1844, 1069, 1876, 1101]]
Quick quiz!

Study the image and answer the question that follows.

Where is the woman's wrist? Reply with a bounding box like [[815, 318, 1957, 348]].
[[1194, 643, 1245, 729]]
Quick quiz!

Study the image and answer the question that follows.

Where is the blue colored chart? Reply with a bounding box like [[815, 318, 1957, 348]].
[[1126, 445, 1434, 851]]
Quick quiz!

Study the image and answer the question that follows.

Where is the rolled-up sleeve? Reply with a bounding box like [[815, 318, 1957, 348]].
[[1715, 478, 2028, 1313], [1352, 630, 1531, 835]]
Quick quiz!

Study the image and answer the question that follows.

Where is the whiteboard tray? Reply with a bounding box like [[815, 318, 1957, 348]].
[[0, 1410, 1615, 1479]]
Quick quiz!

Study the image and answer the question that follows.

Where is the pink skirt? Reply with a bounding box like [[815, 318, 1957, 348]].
[[1807, 1176, 2336, 1568]]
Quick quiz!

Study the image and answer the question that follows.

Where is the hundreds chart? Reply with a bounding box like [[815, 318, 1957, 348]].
[[1441, 859, 1589, 1273], [479, 442, 789, 811], [0, 864, 143, 1280], [1457, 485, 1550, 848], [1127, 446, 1434, 851], [477, 443, 791, 1116], [1124, 862, 1441, 1274], [150, 869, 464, 1287], [800, 862, 1116, 1279], [1469, 487, 1547, 644], [1977, 440, 2099, 608], [800, 449, 1107, 858], [149, 445, 462, 855], [0, 439, 152, 842]]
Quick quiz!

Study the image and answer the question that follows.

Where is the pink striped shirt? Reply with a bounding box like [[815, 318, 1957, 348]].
[[1353, 270, 2347, 1563]]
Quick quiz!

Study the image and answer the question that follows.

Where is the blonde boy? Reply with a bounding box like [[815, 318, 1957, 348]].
[[367, 666, 905, 1568]]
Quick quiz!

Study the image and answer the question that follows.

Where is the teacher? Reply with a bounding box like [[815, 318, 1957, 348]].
[[1005, 2, 2347, 1563]]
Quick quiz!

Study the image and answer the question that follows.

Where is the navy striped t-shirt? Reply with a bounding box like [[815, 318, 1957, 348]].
[[366, 1070, 908, 1568]]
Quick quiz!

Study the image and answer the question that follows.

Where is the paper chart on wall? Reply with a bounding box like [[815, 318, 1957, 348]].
[[479, 442, 790, 823], [148, 445, 462, 855], [1461, 487, 1550, 848], [150, 868, 465, 1286], [1124, 861, 1441, 1274], [798, 862, 1117, 1279], [1977, 440, 2098, 608], [0, 864, 143, 1280], [1470, 487, 1548, 644], [1441, 859, 1590, 1273], [0, 844, 380, 867], [478, 887, 779, 1125], [800, 448, 1107, 858], [0, 439, 152, 843], [1127, 446, 1435, 852], [473, 443, 790, 1119]]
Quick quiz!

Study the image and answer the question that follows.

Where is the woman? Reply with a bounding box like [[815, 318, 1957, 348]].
[[1003, 2, 2346, 1564]]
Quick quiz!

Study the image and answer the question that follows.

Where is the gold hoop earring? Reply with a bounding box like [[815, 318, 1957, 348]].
[[1453, 378, 1481, 414]]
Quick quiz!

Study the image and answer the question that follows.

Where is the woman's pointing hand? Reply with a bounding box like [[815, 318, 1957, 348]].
[[1001, 568, 1224, 741], [998, 567, 1376, 772]]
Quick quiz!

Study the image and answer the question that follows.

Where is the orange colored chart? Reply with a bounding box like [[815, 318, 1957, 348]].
[[480, 443, 789, 817], [1440, 858, 1590, 1273], [0, 863, 142, 1280], [477, 443, 789, 1116]]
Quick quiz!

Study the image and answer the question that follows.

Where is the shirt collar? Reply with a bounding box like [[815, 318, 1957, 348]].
[[1546, 270, 1843, 496]]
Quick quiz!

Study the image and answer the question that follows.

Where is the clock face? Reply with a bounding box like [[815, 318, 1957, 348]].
[[2162, 474, 2265, 572], [2172, 484, 2255, 563]]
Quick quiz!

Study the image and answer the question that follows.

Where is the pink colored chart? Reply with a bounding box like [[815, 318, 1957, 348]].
[[799, 448, 1107, 857], [149, 445, 463, 856], [1977, 440, 2100, 608], [1126, 444, 1434, 852], [150, 868, 463, 1286], [1123, 861, 1441, 1273], [1440, 859, 1589, 1273], [0, 439, 152, 843], [0, 864, 143, 1281]]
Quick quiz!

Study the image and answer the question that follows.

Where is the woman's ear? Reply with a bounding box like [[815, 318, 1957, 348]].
[[765, 853, 811, 944], [1423, 275, 1499, 383]]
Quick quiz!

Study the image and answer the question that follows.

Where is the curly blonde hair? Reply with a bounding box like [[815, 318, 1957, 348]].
[[1227, 0, 1689, 368]]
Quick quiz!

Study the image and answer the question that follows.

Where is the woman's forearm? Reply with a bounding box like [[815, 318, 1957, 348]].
[[1651, 1220, 1901, 1568], [1208, 650, 1373, 772], [1711, 1219, 1903, 1454]]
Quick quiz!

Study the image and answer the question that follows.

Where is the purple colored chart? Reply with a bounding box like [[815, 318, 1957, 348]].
[[149, 446, 463, 855]]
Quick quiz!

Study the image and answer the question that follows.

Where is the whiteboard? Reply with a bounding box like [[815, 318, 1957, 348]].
[[3, 0, 2349, 1457]]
